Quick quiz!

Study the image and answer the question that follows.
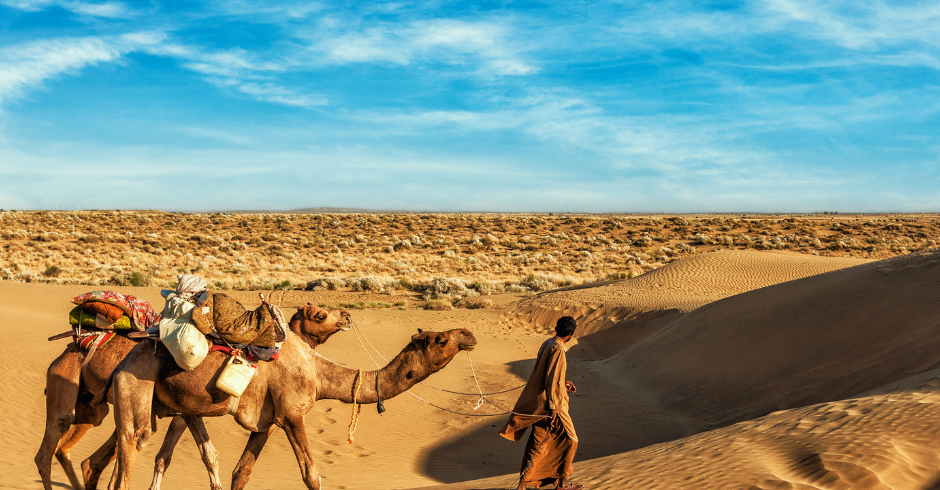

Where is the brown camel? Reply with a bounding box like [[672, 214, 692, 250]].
[[36, 304, 350, 490], [103, 326, 476, 490]]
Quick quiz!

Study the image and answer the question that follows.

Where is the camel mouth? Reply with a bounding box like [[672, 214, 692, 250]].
[[337, 320, 352, 331], [460, 343, 476, 351]]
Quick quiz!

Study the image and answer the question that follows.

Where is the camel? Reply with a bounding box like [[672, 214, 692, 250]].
[[36, 304, 351, 490], [102, 325, 476, 489]]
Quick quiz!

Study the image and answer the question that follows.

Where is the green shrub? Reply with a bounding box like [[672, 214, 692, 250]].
[[43, 265, 62, 278]]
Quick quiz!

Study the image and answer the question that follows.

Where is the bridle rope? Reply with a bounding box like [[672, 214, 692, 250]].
[[348, 318, 549, 419]]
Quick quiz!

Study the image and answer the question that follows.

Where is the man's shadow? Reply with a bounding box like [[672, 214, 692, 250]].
[[417, 340, 679, 484]]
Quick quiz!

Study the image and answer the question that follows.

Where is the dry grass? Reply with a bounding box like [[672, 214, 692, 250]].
[[2, 211, 938, 300]]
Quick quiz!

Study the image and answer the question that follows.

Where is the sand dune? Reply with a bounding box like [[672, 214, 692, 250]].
[[4, 248, 939, 489], [415, 368, 940, 490], [505, 250, 869, 358], [606, 249, 940, 431]]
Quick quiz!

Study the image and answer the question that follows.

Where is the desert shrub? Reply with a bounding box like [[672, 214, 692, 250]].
[[110, 270, 151, 287], [350, 276, 384, 292], [468, 279, 502, 295], [520, 274, 555, 292], [306, 277, 347, 290], [424, 298, 454, 310], [423, 277, 477, 300], [43, 265, 63, 277]]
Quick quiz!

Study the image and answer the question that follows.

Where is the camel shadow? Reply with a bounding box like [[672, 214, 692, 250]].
[[34, 480, 72, 489]]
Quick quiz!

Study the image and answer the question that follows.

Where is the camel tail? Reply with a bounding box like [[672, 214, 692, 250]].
[[91, 370, 116, 407]]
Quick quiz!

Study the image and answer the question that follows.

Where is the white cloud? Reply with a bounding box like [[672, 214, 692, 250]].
[[1, 0, 130, 18], [319, 19, 535, 76], [0, 35, 141, 105]]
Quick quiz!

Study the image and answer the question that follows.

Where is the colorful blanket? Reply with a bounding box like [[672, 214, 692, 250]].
[[71, 290, 159, 331], [77, 331, 116, 350]]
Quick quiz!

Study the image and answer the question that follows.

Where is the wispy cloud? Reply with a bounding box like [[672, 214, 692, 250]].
[[1, 0, 130, 18], [0, 32, 159, 105], [316, 19, 535, 76], [143, 42, 327, 107]]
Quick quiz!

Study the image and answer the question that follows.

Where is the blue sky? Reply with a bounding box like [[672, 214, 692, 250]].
[[0, 0, 938, 212]]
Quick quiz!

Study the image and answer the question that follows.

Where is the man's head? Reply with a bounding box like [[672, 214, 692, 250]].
[[555, 316, 577, 338]]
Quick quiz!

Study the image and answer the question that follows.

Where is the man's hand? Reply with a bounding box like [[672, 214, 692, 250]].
[[549, 410, 557, 427], [565, 380, 576, 393]]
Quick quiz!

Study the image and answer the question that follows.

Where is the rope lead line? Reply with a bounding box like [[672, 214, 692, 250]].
[[348, 369, 362, 444], [349, 319, 550, 419]]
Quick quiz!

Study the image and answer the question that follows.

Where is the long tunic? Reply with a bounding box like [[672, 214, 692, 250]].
[[499, 336, 578, 442]]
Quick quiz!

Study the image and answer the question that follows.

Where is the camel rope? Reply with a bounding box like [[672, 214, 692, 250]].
[[347, 369, 362, 444], [348, 319, 549, 419], [349, 318, 526, 395]]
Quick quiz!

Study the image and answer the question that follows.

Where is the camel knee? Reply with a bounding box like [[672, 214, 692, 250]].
[[134, 426, 153, 451], [56, 411, 75, 433]]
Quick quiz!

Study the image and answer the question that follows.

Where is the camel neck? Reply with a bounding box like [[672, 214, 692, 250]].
[[313, 352, 431, 403]]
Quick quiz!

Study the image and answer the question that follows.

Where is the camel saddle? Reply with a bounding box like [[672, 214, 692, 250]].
[[190, 293, 286, 348]]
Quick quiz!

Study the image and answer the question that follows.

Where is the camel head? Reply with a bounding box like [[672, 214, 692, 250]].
[[289, 304, 352, 349], [405, 328, 477, 374]]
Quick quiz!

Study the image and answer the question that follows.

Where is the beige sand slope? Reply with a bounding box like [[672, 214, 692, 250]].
[[416, 368, 940, 490], [606, 249, 940, 431], [505, 250, 869, 357], [415, 249, 940, 490]]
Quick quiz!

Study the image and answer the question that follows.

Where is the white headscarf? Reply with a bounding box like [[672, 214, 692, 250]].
[[176, 274, 208, 302]]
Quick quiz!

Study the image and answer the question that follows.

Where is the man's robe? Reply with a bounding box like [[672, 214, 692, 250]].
[[499, 336, 578, 484]]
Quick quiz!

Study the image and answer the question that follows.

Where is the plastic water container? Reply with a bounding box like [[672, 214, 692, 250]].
[[217, 355, 256, 397]]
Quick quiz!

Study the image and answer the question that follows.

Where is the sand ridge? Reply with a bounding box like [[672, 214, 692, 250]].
[[503, 250, 870, 343]]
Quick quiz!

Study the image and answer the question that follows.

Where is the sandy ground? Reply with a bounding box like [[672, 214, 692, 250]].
[[4, 248, 940, 489]]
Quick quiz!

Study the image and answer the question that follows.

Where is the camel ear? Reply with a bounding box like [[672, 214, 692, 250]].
[[417, 328, 423, 333], [411, 332, 429, 347]]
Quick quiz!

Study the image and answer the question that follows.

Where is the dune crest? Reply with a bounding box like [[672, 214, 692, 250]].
[[504, 250, 869, 340]]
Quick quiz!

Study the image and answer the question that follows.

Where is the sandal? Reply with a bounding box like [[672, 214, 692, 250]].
[[556, 484, 583, 490]]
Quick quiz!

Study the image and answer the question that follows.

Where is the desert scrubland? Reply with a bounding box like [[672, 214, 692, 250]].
[[4, 212, 940, 490], [2, 211, 938, 309]]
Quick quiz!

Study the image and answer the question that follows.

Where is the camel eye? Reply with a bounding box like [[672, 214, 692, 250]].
[[436, 335, 447, 346], [315, 312, 327, 321]]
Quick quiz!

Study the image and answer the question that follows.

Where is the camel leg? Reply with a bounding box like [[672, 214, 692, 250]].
[[281, 416, 322, 490], [148, 416, 186, 490], [55, 423, 96, 489], [185, 415, 223, 490], [112, 346, 160, 490], [36, 347, 84, 490], [232, 427, 272, 490], [82, 429, 117, 490]]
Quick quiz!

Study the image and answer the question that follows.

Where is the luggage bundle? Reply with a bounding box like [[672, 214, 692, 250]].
[[68, 290, 159, 332], [157, 275, 287, 397]]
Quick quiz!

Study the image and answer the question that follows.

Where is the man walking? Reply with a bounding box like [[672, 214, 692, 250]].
[[500, 316, 582, 490]]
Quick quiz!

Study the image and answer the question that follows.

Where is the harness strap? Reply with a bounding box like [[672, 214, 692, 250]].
[[81, 332, 110, 369]]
